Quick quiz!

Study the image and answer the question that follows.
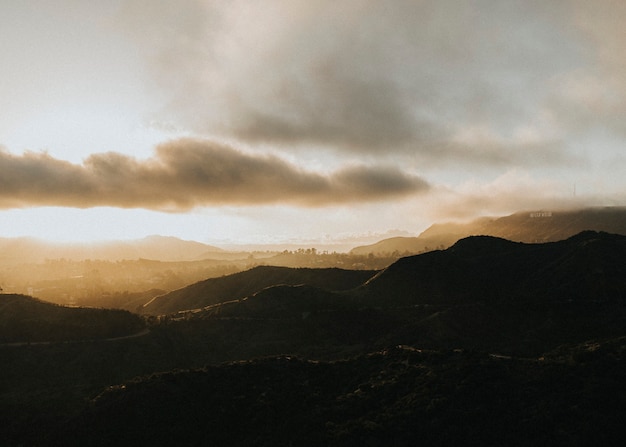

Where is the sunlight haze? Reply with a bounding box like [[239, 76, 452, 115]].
[[1, 0, 625, 246]]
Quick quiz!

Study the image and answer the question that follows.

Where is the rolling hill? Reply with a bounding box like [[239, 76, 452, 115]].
[[136, 231, 626, 360], [157, 231, 626, 357], [4, 230, 626, 446], [357, 230, 626, 307], [141, 265, 377, 316], [348, 231, 626, 354]]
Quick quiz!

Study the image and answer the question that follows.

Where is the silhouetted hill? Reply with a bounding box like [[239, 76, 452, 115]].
[[350, 206, 626, 255], [141, 266, 376, 315], [357, 230, 626, 307], [51, 339, 626, 447], [152, 231, 626, 357], [0, 294, 144, 343], [5, 232, 626, 446], [145, 231, 626, 357], [350, 231, 626, 354]]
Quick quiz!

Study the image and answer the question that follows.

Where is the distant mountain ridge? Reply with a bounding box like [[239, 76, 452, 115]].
[[350, 207, 626, 255], [0, 234, 225, 263]]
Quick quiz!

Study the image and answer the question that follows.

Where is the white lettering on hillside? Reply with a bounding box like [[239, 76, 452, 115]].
[[529, 211, 552, 218]]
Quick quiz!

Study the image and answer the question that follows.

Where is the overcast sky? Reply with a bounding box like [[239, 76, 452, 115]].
[[1, 0, 625, 246]]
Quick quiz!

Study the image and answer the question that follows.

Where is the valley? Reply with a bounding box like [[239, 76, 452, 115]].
[[2, 209, 626, 445]]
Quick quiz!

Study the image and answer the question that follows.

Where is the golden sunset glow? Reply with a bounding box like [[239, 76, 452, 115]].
[[1, 1, 625, 246]]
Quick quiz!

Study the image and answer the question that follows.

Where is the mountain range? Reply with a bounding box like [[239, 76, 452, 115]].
[[0, 235, 225, 264], [350, 206, 626, 255], [146, 230, 626, 357], [3, 229, 626, 446], [2, 207, 625, 265]]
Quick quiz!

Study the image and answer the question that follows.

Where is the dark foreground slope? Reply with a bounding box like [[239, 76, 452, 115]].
[[141, 265, 376, 315], [52, 339, 626, 447], [0, 294, 144, 343]]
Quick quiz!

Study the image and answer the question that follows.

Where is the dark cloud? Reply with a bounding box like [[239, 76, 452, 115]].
[[0, 150, 93, 207], [120, 0, 589, 167], [0, 140, 429, 210]]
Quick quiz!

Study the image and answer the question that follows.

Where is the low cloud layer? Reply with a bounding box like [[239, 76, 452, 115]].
[[0, 140, 428, 210]]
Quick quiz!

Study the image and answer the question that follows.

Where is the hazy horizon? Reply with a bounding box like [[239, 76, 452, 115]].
[[0, 227, 418, 252], [2, 205, 623, 253], [2, 1, 625, 244]]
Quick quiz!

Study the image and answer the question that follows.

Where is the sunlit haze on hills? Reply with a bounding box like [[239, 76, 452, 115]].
[[1, 1, 625, 246]]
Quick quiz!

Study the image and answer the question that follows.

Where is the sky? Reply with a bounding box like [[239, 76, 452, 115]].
[[1, 0, 625, 247]]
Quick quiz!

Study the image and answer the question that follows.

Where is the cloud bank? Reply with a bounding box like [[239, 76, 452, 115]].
[[0, 140, 428, 210], [116, 0, 611, 168]]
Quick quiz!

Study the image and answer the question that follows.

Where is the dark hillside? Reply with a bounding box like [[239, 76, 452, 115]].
[[0, 294, 144, 343], [357, 231, 626, 307], [198, 284, 346, 319], [142, 265, 376, 315], [149, 231, 626, 358], [50, 338, 626, 447], [154, 231, 626, 357], [161, 284, 398, 361], [348, 232, 626, 355], [355, 236, 535, 307], [4, 232, 626, 446]]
